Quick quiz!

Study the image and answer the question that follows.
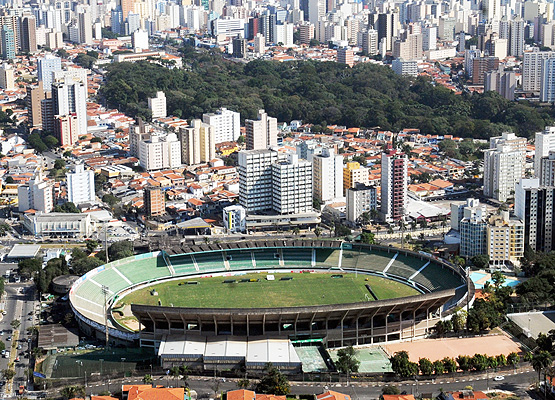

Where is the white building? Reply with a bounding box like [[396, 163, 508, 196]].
[[211, 17, 244, 37], [51, 77, 88, 140], [392, 58, 418, 76], [0, 63, 14, 90], [346, 184, 377, 223], [312, 147, 344, 204], [223, 205, 246, 233], [179, 119, 215, 165], [380, 147, 408, 222], [23, 212, 93, 238], [271, 153, 313, 215], [535, 126, 555, 177], [139, 132, 181, 171], [17, 172, 53, 213], [202, 107, 240, 143], [66, 163, 95, 205], [483, 132, 526, 202], [148, 91, 167, 120], [132, 29, 149, 51], [37, 54, 62, 92], [245, 109, 277, 150], [238, 149, 279, 213], [522, 51, 555, 93], [450, 198, 486, 231]]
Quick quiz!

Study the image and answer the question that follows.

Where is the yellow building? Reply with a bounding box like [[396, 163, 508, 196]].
[[486, 211, 524, 268], [343, 162, 369, 194]]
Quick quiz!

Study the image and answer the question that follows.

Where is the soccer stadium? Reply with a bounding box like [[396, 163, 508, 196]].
[[69, 240, 473, 372]]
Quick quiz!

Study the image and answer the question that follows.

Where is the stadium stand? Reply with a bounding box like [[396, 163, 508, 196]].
[[342, 248, 394, 272], [225, 250, 256, 270], [90, 268, 130, 294], [251, 249, 281, 268], [315, 249, 340, 268], [190, 252, 226, 272], [169, 254, 197, 275], [411, 263, 463, 291], [282, 248, 312, 267], [117, 256, 171, 284], [386, 254, 427, 280]]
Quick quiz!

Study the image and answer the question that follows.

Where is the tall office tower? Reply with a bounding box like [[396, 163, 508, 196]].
[[515, 178, 555, 252], [254, 33, 265, 55], [459, 204, 487, 257], [17, 172, 53, 213], [472, 56, 500, 85], [346, 184, 377, 223], [312, 147, 343, 204], [483, 132, 526, 201], [484, 67, 516, 100], [380, 146, 408, 222], [343, 161, 369, 194], [1, 27, 15, 60], [509, 17, 524, 56], [245, 109, 277, 150], [139, 133, 181, 171], [0, 63, 14, 90], [523, 51, 555, 93], [179, 119, 215, 165], [111, 7, 124, 35], [51, 78, 87, 144], [238, 149, 279, 213], [0, 15, 18, 52], [232, 37, 247, 57], [483, 0, 501, 20], [299, 21, 314, 44], [37, 55, 62, 92], [535, 126, 555, 177], [148, 91, 167, 119], [308, 0, 325, 24], [20, 15, 37, 53], [337, 47, 354, 66], [144, 186, 166, 217], [423, 25, 437, 51], [375, 11, 400, 51], [78, 8, 94, 45], [26, 83, 45, 127], [66, 163, 95, 205], [541, 58, 555, 102], [271, 153, 313, 215], [202, 107, 240, 143]]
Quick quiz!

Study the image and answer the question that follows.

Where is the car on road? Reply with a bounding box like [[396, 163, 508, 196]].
[[16, 345, 21, 350], [493, 376, 504, 381], [6, 336, 11, 341]]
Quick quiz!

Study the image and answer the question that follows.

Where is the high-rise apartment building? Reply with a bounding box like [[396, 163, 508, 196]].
[[139, 133, 181, 171], [483, 132, 526, 201], [245, 109, 277, 150], [51, 77, 87, 144], [509, 17, 524, 57], [271, 153, 313, 215], [78, 7, 94, 45], [17, 172, 53, 213], [343, 162, 369, 194], [535, 126, 555, 177], [523, 51, 555, 93], [484, 67, 516, 100], [37, 55, 62, 92], [380, 147, 407, 222], [515, 178, 555, 252], [20, 15, 37, 53], [67, 163, 95, 205], [486, 211, 524, 268], [472, 56, 500, 85], [459, 204, 487, 258], [0, 63, 14, 90], [202, 107, 240, 143], [1, 26, 15, 60], [179, 119, 215, 165], [299, 21, 314, 45], [238, 149, 279, 212], [337, 47, 354, 67], [148, 91, 167, 120], [129, 120, 151, 158], [312, 147, 343, 204], [26, 83, 46, 128], [144, 186, 166, 217], [346, 184, 377, 223], [541, 58, 555, 102]]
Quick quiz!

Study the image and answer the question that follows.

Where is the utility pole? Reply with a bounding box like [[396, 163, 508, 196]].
[[104, 224, 109, 264]]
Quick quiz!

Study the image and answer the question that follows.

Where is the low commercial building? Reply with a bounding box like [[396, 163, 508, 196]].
[[23, 212, 93, 238]]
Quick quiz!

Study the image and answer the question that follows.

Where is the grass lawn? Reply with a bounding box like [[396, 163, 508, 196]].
[[118, 272, 419, 308]]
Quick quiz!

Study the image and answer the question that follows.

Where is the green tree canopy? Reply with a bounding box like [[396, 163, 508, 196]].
[[254, 363, 290, 395], [336, 346, 360, 374]]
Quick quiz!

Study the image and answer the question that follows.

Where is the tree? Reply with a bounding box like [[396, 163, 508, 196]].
[[418, 358, 434, 375], [102, 193, 120, 207], [108, 240, 133, 261], [237, 379, 250, 389], [314, 227, 322, 237], [237, 135, 245, 144], [433, 360, 445, 375], [442, 357, 457, 373], [2, 369, 15, 381], [390, 351, 419, 378], [507, 352, 520, 368], [60, 385, 85, 400], [532, 350, 553, 382], [10, 319, 20, 330], [86, 240, 99, 253], [143, 374, 153, 384], [360, 232, 375, 244], [336, 346, 360, 375], [471, 254, 489, 269], [292, 227, 300, 236], [255, 363, 290, 395], [537, 332, 553, 352], [471, 354, 489, 371], [456, 355, 472, 372], [53, 202, 80, 213], [381, 385, 400, 395], [496, 354, 507, 367]]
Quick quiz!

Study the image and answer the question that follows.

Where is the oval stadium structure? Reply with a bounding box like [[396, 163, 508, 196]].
[[69, 240, 473, 351]]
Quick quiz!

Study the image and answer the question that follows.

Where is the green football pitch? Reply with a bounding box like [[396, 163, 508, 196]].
[[118, 272, 419, 308]]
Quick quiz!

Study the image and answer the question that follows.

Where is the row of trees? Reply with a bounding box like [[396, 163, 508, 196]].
[[99, 56, 555, 139], [390, 350, 521, 378]]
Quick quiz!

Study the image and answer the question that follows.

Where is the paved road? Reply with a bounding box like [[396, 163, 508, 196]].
[[75, 368, 539, 400]]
